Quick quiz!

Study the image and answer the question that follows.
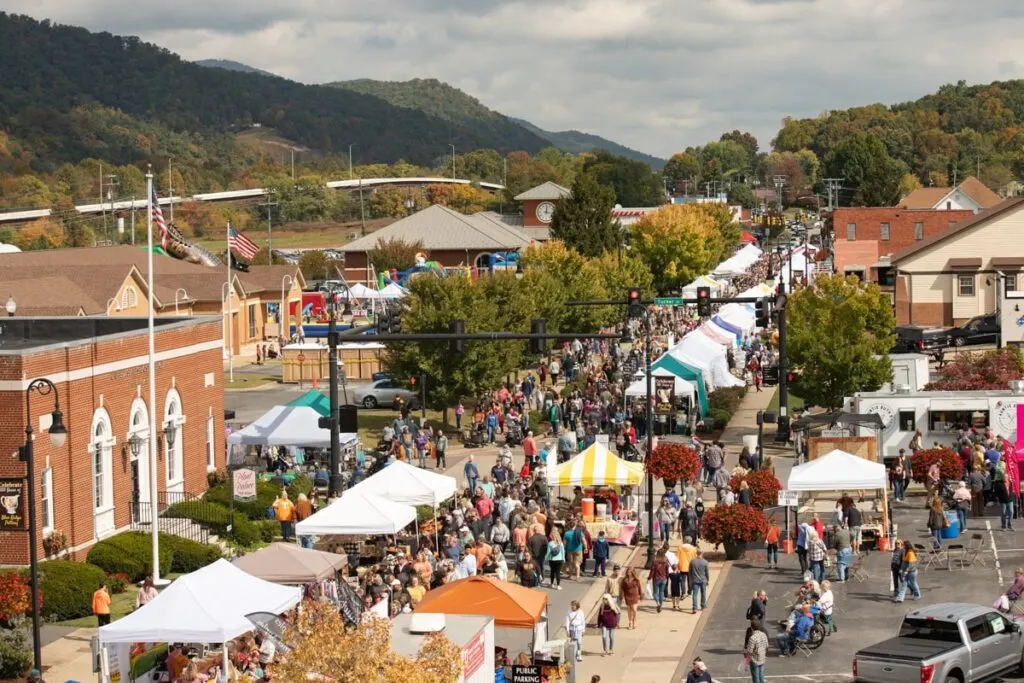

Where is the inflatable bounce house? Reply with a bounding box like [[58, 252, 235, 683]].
[[379, 252, 446, 288]]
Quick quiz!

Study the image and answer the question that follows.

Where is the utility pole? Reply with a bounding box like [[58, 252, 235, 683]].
[[824, 178, 844, 212], [772, 175, 787, 211], [291, 149, 296, 181], [263, 191, 278, 263], [348, 144, 355, 180], [359, 178, 367, 236], [774, 278, 790, 445], [449, 144, 456, 180], [131, 194, 136, 246], [100, 171, 116, 243]]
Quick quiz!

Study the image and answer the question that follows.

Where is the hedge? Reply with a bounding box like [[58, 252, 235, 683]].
[[204, 475, 314, 521], [164, 501, 261, 547], [257, 520, 278, 544], [0, 638, 31, 679], [37, 561, 107, 621], [87, 533, 173, 582], [709, 386, 746, 414], [708, 408, 733, 430], [159, 535, 224, 573]]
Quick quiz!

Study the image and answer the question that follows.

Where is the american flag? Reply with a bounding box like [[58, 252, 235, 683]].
[[151, 185, 168, 250], [228, 226, 261, 260]]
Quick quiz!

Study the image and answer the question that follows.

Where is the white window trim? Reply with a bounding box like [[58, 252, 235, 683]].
[[958, 275, 976, 297], [206, 415, 216, 472], [89, 409, 116, 516], [40, 468, 54, 537], [127, 397, 150, 461], [164, 389, 187, 487]]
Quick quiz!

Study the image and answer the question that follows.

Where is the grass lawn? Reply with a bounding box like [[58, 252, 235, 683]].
[[54, 573, 184, 627], [224, 373, 279, 390], [767, 386, 805, 414], [356, 409, 458, 445]]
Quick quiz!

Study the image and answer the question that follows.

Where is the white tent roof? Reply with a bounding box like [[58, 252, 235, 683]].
[[673, 334, 745, 388], [682, 274, 723, 295], [625, 373, 695, 400], [379, 283, 409, 299], [662, 348, 714, 388], [350, 460, 457, 506], [736, 243, 762, 260], [226, 405, 358, 448], [347, 283, 380, 299], [736, 283, 773, 299], [717, 303, 756, 332], [787, 449, 887, 491], [98, 559, 301, 644], [295, 488, 417, 536]]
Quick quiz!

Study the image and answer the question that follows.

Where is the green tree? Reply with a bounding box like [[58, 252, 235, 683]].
[[549, 172, 618, 257], [519, 241, 611, 332], [51, 195, 94, 247], [727, 183, 757, 209], [699, 140, 750, 181], [367, 237, 424, 274], [629, 205, 726, 293], [824, 133, 906, 206], [368, 186, 409, 219], [719, 130, 759, 163], [383, 275, 524, 420], [583, 150, 666, 206], [298, 250, 341, 281], [786, 274, 896, 410], [662, 151, 701, 192], [270, 175, 334, 222]]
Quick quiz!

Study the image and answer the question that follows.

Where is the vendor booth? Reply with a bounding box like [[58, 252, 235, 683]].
[[787, 449, 890, 548], [286, 389, 331, 417], [346, 283, 380, 299], [351, 460, 456, 506], [379, 282, 409, 299], [626, 373, 695, 402], [649, 354, 710, 416], [226, 405, 358, 448], [671, 334, 745, 389], [682, 274, 723, 298], [232, 542, 347, 585], [698, 321, 737, 347], [715, 303, 757, 334], [296, 488, 417, 536], [98, 559, 302, 682]]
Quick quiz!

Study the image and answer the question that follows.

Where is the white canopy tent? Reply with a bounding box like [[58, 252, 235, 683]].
[[226, 405, 358, 448], [99, 559, 301, 644], [736, 283, 773, 300], [379, 282, 409, 299], [347, 283, 380, 299], [351, 460, 456, 506], [787, 449, 887, 491], [697, 321, 738, 347], [681, 275, 724, 297], [296, 488, 417, 536], [660, 349, 714, 389], [625, 373, 695, 401], [672, 333, 745, 388], [717, 303, 757, 333]]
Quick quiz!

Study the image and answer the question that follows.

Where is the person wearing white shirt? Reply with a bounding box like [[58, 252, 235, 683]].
[[817, 580, 836, 634], [565, 600, 586, 662], [458, 551, 477, 578]]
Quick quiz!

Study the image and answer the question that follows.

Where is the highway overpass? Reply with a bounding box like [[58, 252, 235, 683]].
[[0, 176, 505, 225]]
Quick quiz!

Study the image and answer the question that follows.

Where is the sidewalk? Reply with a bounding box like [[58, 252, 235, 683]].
[[574, 540, 728, 683], [719, 386, 777, 449], [40, 627, 96, 681]]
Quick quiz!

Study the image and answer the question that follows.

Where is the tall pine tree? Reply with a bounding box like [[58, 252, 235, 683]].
[[549, 172, 619, 257]]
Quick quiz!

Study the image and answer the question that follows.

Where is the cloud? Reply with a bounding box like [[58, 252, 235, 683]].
[[6, 0, 1024, 158]]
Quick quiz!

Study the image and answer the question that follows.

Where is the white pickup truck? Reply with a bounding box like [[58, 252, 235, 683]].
[[854, 603, 1024, 683]]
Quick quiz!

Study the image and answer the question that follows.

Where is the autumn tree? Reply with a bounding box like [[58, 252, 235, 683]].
[[368, 186, 410, 219], [16, 218, 65, 250], [549, 172, 618, 257], [270, 602, 462, 683], [628, 204, 728, 292], [298, 250, 341, 281], [786, 274, 896, 410], [368, 237, 425, 274], [720, 130, 759, 164], [926, 348, 1024, 391]]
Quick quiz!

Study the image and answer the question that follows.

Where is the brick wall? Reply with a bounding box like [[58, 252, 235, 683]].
[[833, 208, 975, 281], [0, 319, 225, 564]]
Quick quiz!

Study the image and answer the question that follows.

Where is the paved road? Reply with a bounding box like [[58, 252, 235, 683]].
[[692, 497, 1024, 682]]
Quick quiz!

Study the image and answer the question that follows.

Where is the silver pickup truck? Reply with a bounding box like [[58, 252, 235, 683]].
[[854, 603, 1024, 683]]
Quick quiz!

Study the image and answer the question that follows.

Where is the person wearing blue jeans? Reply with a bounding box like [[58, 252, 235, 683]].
[[894, 540, 921, 602], [689, 548, 709, 613], [651, 551, 670, 613], [996, 462, 1015, 530]]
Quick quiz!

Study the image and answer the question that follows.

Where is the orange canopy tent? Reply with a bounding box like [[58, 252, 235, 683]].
[[413, 576, 547, 629]]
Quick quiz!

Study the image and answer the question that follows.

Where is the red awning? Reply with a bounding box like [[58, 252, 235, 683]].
[[740, 231, 758, 243]]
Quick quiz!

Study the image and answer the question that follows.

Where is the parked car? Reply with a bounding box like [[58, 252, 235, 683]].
[[352, 379, 417, 409], [950, 314, 1000, 347], [853, 603, 1024, 683], [892, 325, 951, 353]]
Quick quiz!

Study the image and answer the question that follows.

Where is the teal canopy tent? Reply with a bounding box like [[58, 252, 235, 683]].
[[286, 389, 330, 417], [649, 354, 710, 416]]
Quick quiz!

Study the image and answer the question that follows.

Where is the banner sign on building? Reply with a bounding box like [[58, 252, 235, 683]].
[[0, 480, 26, 530], [233, 468, 257, 502], [654, 376, 675, 415]]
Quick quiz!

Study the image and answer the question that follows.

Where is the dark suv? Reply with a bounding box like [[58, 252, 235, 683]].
[[950, 314, 1000, 347]]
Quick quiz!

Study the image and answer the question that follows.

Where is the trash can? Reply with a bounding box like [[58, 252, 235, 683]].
[[941, 511, 960, 539]]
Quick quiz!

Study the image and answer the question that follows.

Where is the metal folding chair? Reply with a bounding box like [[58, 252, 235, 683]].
[[914, 543, 945, 571], [962, 533, 989, 568], [849, 553, 869, 582], [945, 544, 965, 570], [793, 637, 813, 657]]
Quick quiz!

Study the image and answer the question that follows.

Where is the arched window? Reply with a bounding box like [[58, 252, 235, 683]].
[[89, 408, 115, 538], [164, 388, 184, 487], [121, 286, 138, 310], [93, 421, 107, 509]]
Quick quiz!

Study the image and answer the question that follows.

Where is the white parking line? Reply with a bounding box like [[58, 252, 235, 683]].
[[987, 519, 1005, 586]]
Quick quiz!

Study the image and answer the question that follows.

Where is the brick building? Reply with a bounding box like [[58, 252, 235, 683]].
[[832, 207, 975, 283], [0, 316, 225, 564]]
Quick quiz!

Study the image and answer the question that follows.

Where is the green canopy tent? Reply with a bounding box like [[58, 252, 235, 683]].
[[649, 355, 710, 416], [286, 390, 330, 417]]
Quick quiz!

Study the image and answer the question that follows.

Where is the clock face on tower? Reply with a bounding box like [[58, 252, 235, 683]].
[[536, 201, 556, 224], [865, 403, 896, 432]]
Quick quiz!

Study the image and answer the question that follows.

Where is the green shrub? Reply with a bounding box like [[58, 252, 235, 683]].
[[0, 638, 31, 679], [165, 501, 261, 547], [37, 561, 107, 621], [709, 408, 733, 429], [159, 535, 223, 573], [257, 520, 278, 544], [87, 533, 173, 582], [204, 476, 313, 521], [709, 386, 746, 415]]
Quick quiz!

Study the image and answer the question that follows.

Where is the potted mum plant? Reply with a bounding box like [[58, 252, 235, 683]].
[[728, 469, 783, 509], [700, 504, 769, 560], [646, 443, 701, 489]]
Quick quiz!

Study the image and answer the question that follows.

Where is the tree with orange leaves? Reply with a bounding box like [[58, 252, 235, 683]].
[[269, 602, 463, 683]]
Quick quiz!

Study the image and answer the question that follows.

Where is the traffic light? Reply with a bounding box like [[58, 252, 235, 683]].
[[317, 415, 332, 430], [696, 286, 711, 317], [409, 375, 417, 386], [626, 288, 644, 318], [755, 298, 771, 328], [530, 319, 546, 355], [449, 319, 465, 354]]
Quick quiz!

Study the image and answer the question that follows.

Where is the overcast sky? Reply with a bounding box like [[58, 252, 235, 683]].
[[9, 0, 1024, 158]]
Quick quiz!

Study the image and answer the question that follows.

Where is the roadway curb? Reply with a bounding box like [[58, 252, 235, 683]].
[[672, 557, 734, 683]]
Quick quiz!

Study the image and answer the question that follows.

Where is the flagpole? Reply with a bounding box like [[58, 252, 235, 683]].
[[226, 222, 234, 383], [145, 169, 166, 586]]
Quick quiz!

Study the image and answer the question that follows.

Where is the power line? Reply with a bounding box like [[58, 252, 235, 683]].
[[823, 178, 844, 212]]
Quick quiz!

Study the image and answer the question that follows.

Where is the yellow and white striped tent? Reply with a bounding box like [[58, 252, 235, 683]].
[[547, 442, 645, 487]]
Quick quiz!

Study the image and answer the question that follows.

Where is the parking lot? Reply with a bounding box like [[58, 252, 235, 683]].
[[693, 499, 1024, 682]]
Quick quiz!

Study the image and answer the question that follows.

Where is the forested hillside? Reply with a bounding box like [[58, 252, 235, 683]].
[[0, 13, 547, 171]]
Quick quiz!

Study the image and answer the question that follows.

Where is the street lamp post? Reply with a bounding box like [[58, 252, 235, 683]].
[[20, 378, 68, 671], [769, 267, 790, 444], [321, 284, 347, 495], [625, 296, 655, 567], [173, 288, 189, 315], [280, 274, 294, 346]]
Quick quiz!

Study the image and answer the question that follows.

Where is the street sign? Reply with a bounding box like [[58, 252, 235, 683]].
[[777, 490, 798, 507], [654, 297, 684, 306]]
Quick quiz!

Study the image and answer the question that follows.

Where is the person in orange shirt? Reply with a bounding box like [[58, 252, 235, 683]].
[[92, 581, 111, 626], [473, 536, 492, 568], [273, 491, 296, 542], [765, 520, 781, 569]]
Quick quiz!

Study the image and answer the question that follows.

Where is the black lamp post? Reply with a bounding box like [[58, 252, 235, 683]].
[[20, 378, 67, 671], [404, 194, 415, 216], [625, 296, 655, 567]]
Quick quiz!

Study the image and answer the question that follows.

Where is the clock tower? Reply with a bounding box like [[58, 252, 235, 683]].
[[514, 181, 571, 238]]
